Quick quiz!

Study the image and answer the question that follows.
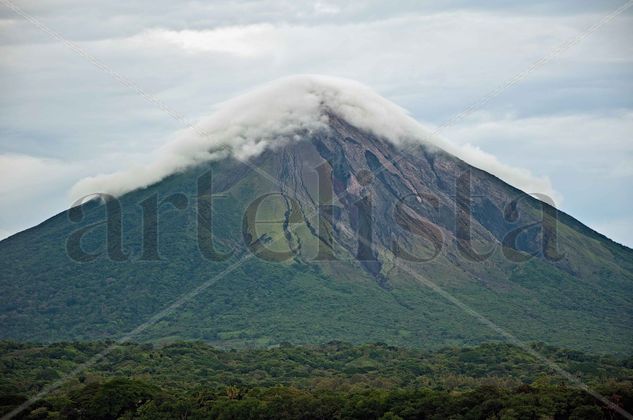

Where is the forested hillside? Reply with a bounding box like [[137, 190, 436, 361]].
[[1, 341, 632, 419]]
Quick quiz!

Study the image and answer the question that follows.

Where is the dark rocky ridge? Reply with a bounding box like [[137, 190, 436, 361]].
[[246, 114, 626, 286], [0, 113, 631, 353]]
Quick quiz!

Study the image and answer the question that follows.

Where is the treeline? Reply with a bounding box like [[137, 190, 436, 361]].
[[1, 341, 632, 419], [4, 378, 633, 419]]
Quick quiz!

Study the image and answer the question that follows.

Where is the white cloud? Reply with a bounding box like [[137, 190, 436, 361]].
[[438, 111, 633, 152], [443, 142, 560, 204], [0, 154, 86, 238], [435, 110, 633, 243], [71, 75, 560, 202], [127, 25, 281, 57], [437, 110, 633, 187], [1, 1, 631, 243], [313, 2, 341, 15], [0, 154, 69, 195], [0, 228, 13, 241]]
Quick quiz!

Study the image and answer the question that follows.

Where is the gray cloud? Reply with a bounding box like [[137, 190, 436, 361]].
[[0, 0, 631, 245], [70, 75, 559, 202]]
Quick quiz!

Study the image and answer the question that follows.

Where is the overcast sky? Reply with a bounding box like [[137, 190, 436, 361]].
[[0, 0, 632, 246]]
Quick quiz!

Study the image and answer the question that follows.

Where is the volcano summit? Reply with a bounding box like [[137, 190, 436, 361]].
[[0, 76, 631, 353]]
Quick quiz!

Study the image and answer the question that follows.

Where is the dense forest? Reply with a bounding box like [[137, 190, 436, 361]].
[[1, 341, 632, 419]]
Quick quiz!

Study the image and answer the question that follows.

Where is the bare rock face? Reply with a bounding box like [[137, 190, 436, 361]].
[[236, 113, 621, 291], [0, 109, 632, 353]]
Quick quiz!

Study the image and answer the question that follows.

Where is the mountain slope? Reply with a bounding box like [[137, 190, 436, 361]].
[[1, 85, 632, 353]]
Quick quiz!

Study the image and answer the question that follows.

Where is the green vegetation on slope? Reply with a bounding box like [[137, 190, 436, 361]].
[[1, 341, 632, 419], [0, 155, 632, 353]]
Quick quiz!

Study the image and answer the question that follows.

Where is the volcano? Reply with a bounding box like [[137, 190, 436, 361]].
[[1, 76, 631, 353]]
